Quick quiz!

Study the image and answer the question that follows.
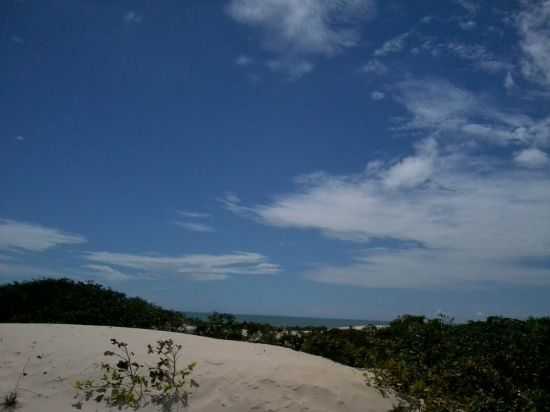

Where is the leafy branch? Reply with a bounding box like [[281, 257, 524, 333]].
[[74, 338, 198, 412]]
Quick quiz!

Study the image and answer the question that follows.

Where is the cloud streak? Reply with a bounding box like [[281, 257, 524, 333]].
[[394, 78, 550, 147], [174, 210, 215, 232], [0, 219, 86, 252], [518, 0, 550, 88], [174, 221, 216, 233], [84, 264, 131, 282], [226, 146, 550, 287], [85, 251, 280, 281]]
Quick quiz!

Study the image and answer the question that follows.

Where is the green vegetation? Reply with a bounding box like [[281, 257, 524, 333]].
[[74, 338, 198, 411], [361, 315, 550, 411], [0, 278, 187, 330], [1, 392, 18, 411], [2, 279, 550, 411], [170, 313, 550, 411], [1, 351, 32, 412]]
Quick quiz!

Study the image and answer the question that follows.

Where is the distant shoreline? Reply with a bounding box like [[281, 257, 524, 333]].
[[184, 311, 389, 328]]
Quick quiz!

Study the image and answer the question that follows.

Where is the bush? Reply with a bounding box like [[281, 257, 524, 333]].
[[1, 392, 18, 411], [74, 338, 198, 412], [0, 278, 187, 330]]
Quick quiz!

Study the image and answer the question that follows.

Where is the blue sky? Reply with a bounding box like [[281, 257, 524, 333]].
[[2, 0, 550, 321]]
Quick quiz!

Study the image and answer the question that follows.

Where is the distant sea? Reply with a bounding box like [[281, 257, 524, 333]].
[[184, 312, 388, 328]]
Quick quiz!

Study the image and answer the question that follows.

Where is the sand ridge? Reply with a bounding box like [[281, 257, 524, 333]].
[[0, 324, 394, 412]]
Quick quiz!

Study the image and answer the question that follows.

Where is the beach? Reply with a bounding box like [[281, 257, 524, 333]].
[[0, 323, 395, 412]]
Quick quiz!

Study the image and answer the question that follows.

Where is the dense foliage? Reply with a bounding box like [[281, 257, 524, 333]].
[[0, 278, 187, 329], [361, 316, 550, 411], [196, 314, 550, 411], [2, 279, 549, 411]]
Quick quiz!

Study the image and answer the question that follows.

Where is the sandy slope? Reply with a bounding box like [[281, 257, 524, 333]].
[[0, 324, 394, 412]]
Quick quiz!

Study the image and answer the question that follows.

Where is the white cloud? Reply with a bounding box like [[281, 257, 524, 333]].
[[518, 0, 550, 87], [174, 221, 215, 233], [395, 78, 550, 147], [266, 59, 314, 79], [455, 0, 479, 15], [235, 55, 254, 66], [0, 261, 70, 279], [306, 248, 550, 289], [504, 71, 516, 90], [123, 11, 143, 24], [11, 35, 24, 45], [514, 147, 549, 168], [446, 42, 486, 60], [374, 32, 409, 56], [395, 78, 477, 129], [174, 210, 215, 232], [231, 154, 550, 287], [227, 0, 374, 77], [360, 59, 388, 75], [85, 251, 280, 280], [459, 20, 477, 31], [0, 219, 86, 252], [382, 139, 437, 189], [410, 39, 512, 73], [477, 60, 514, 73], [370, 91, 385, 100], [84, 264, 131, 282], [219, 192, 255, 217], [177, 210, 210, 219], [445, 42, 513, 73], [15, 135, 24, 141]]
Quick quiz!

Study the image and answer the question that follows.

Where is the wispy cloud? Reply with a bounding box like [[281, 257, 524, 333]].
[[219, 192, 255, 217], [266, 59, 313, 79], [518, 0, 550, 88], [235, 54, 254, 66], [226, 0, 375, 77], [0, 219, 86, 252], [381, 138, 437, 189], [476, 60, 514, 74], [413, 40, 514, 73], [514, 147, 549, 168], [394, 78, 550, 147], [458, 20, 477, 31], [11, 35, 24, 45], [370, 91, 385, 101], [174, 210, 214, 232], [360, 59, 388, 75], [177, 210, 210, 219], [123, 11, 143, 24], [504, 71, 516, 90], [445, 42, 510, 72], [454, 0, 480, 15], [85, 251, 280, 281], [374, 32, 409, 56], [226, 150, 550, 287], [0, 261, 70, 279], [174, 221, 215, 233], [84, 264, 131, 282]]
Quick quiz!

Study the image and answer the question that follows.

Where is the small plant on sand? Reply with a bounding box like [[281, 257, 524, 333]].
[[1, 392, 18, 411], [73, 338, 198, 412], [2, 354, 33, 412]]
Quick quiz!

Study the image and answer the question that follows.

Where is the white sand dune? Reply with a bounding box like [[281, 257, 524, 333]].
[[0, 324, 394, 412]]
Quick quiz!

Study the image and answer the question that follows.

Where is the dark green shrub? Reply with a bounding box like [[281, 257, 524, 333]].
[[0, 278, 187, 330]]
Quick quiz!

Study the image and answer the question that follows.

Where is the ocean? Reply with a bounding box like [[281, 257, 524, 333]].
[[183, 312, 388, 328]]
